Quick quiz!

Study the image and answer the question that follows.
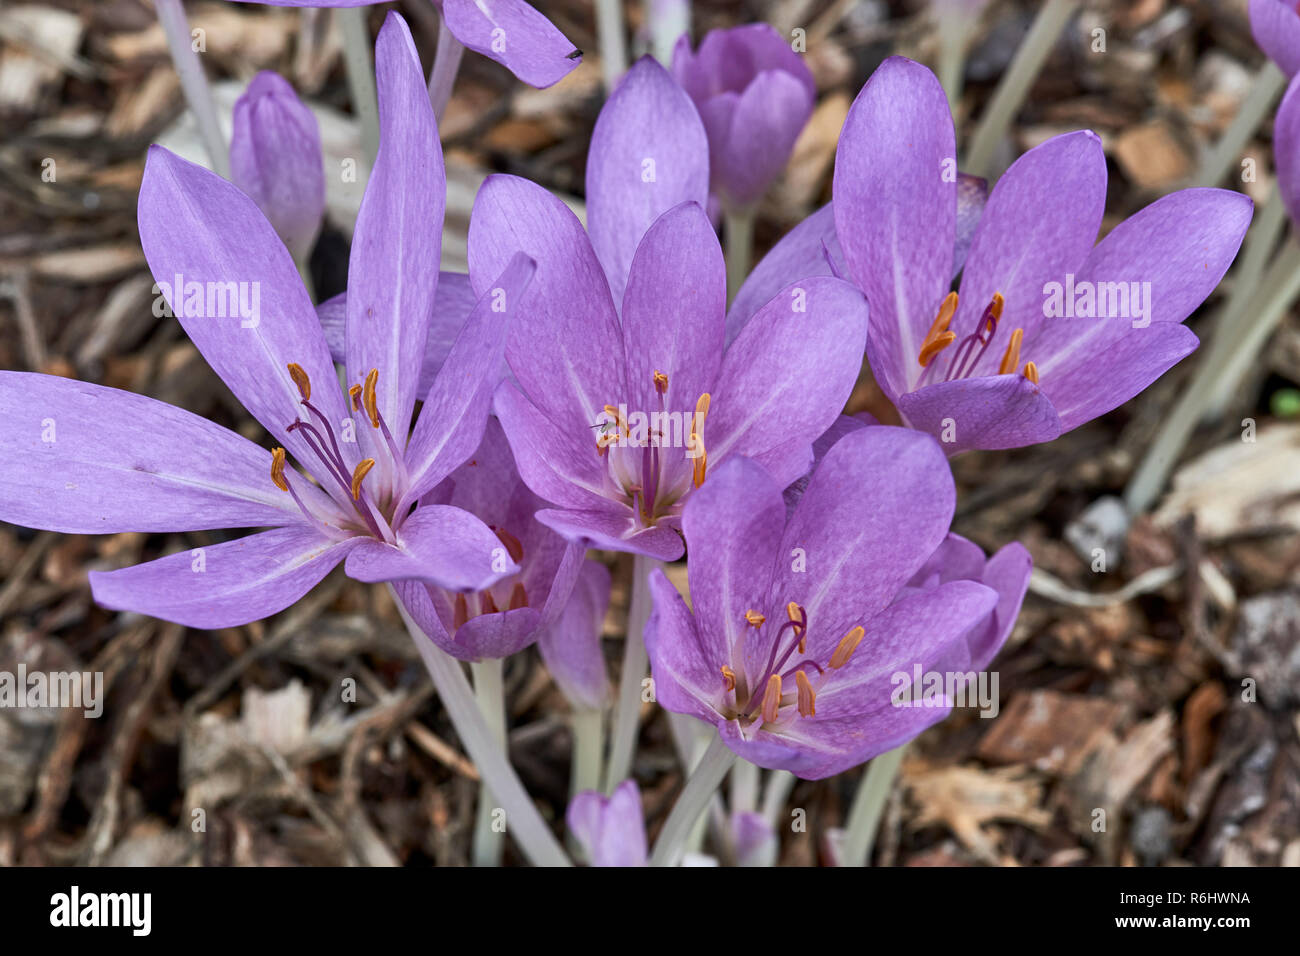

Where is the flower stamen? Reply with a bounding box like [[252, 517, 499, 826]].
[[287, 363, 311, 401], [350, 457, 376, 500], [761, 674, 782, 723], [270, 446, 288, 492], [795, 670, 816, 717], [997, 327, 1024, 375], [829, 626, 866, 669], [1022, 361, 1039, 385], [721, 665, 737, 692]]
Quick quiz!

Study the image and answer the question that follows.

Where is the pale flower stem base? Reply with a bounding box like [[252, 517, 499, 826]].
[[570, 708, 604, 796], [730, 758, 759, 815], [1128, 223, 1300, 515], [1193, 62, 1286, 188], [603, 554, 658, 793], [962, 0, 1079, 179], [471, 657, 506, 867], [725, 209, 755, 306], [393, 589, 571, 866], [427, 14, 465, 125], [936, 7, 976, 113], [338, 7, 380, 169], [668, 712, 725, 855], [156, 0, 229, 178], [760, 769, 796, 827], [646, 0, 690, 65], [596, 0, 629, 94], [649, 734, 737, 866], [840, 743, 907, 867]]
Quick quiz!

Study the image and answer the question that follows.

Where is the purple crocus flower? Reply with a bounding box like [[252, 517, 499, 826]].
[[644, 425, 1030, 779], [567, 780, 648, 866], [230, 70, 325, 264], [1250, 0, 1300, 78], [670, 24, 816, 211], [397, 417, 585, 662], [731, 56, 1252, 455], [228, 0, 581, 88], [470, 56, 869, 561], [0, 14, 528, 628]]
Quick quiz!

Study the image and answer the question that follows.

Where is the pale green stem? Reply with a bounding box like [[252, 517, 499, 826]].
[[646, 0, 690, 65], [668, 711, 725, 855], [648, 734, 737, 867], [427, 13, 465, 125], [1193, 62, 1286, 188], [935, 5, 977, 113], [471, 658, 506, 867], [962, 0, 1079, 179], [1124, 220, 1299, 515], [730, 759, 759, 815], [338, 7, 379, 169], [603, 554, 658, 793], [840, 744, 907, 867], [725, 208, 755, 306], [760, 769, 796, 828], [596, 0, 629, 94], [570, 708, 604, 796], [393, 590, 571, 867], [156, 0, 228, 178]]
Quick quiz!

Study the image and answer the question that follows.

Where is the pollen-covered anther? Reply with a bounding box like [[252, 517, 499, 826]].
[[795, 671, 816, 718], [481, 591, 500, 615], [508, 582, 528, 610], [349, 383, 363, 411], [918, 292, 959, 367], [989, 291, 1005, 322], [786, 601, 803, 626], [286, 363, 311, 402], [829, 625, 865, 669], [721, 665, 737, 693], [362, 369, 380, 428], [350, 457, 376, 500], [653, 370, 669, 396], [1022, 361, 1039, 385], [270, 446, 289, 492], [744, 609, 766, 628], [761, 674, 782, 723], [997, 327, 1024, 375], [691, 392, 711, 488], [602, 403, 630, 438]]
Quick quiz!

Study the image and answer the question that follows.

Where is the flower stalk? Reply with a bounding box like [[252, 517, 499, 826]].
[[725, 208, 755, 305], [427, 13, 466, 123], [1193, 61, 1286, 188], [155, 0, 229, 178], [395, 590, 572, 867], [337, 6, 380, 168], [471, 657, 507, 867], [840, 743, 907, 866], [962, 0, 1079, 178], [596, 0, 629, 93], [603, 554, 658, 793], [570, 708, 604, 796], [649, 734, 736, 866]]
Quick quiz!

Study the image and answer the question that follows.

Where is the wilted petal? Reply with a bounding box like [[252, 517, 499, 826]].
[[230, 70, 324, 264], [346, 12, 445, 446], [897, 375, 1061, 455], [833, 56, 955, 399], [89, 526, 354, 629], [0, 372, 321, 534], [587, 57, 710, 305], [345, 504, 518, 590]]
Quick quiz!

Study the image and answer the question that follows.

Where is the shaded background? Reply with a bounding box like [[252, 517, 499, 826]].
[[0, 0, 1296, 866]]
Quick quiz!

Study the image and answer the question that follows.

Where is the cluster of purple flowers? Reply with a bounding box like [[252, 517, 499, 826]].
[[0, 6, 1256, 865]]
